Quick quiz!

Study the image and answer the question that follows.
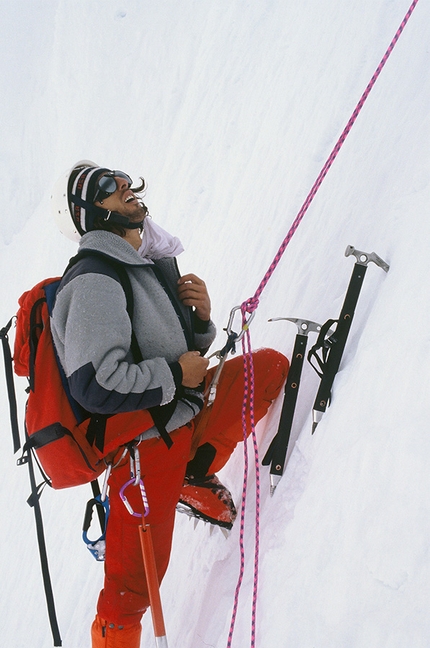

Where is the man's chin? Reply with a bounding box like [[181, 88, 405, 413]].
[[126, 204, 147, 222]]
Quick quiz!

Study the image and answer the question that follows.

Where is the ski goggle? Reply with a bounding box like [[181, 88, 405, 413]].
[[93, 171, 132, 203]]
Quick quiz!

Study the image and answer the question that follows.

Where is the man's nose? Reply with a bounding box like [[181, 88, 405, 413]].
[[116, 176, 129, 190]]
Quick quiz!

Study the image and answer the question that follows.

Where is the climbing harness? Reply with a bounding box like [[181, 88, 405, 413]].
[[222, 2, 420, 646]]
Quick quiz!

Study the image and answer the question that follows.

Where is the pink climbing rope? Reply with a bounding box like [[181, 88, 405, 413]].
[[226, 1, 420, 646], [243, 0, 420, 317], [227, 321, 259, 647]]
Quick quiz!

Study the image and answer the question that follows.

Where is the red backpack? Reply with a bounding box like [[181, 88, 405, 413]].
[[13, 274, 108, 488], [3, 251, 164, 489]]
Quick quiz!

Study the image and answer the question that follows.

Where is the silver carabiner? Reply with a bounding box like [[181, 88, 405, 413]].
[[129, 445, 141, 486], [225, 305, 256, 343], [205, 305, 256, 406], [101, 463, 113, 502]]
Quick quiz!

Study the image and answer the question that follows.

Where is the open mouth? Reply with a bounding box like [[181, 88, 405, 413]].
[[125, 194, 136, 203]]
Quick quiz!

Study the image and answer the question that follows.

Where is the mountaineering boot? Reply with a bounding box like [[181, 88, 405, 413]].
[[177, 473, 237, 530], [91, 614, 142, 648], [176, 443, 237, 530]]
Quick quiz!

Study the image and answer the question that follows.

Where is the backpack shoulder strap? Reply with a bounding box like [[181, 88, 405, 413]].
[[63, 249, 143, 363], [63, 250, 173, 449], [0, 317, 20, 453]]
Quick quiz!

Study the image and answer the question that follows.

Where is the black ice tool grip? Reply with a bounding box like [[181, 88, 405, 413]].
[[263, 333, 307, 476]]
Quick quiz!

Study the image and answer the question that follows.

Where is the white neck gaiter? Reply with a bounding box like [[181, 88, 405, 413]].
[[138, 217, 184, 260]]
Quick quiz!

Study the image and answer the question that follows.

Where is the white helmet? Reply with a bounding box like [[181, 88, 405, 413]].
[[51, 160, 107, 241]]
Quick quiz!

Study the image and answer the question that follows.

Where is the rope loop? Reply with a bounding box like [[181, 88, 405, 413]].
[[242, 296, 260, 315]]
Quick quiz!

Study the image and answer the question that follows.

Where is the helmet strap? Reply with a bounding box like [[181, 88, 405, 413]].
[[103, 210, 144, 230], [70, 193, 143, 232]]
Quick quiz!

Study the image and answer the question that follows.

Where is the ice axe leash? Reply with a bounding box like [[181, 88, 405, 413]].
[[262, 318, 324, 495], [308, 245, 389, 433]]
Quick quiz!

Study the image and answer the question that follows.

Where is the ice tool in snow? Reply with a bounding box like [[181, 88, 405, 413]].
[[263, 318, 324, 495], [309, 245, 389, 432]]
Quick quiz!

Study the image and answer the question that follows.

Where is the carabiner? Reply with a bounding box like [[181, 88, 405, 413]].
[[226, 305, 256, 343], [82, 495, 110, 561], [119, 478, 150, 518], [128, 444, 141, 486], [101, 463, 112, 502], [205, 306, 256, 407]]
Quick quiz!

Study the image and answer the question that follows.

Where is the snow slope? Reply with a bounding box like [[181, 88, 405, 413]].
[[1, 1, 429, 646]]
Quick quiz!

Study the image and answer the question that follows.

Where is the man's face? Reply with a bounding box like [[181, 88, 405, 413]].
[[94, 173, 147, 222]]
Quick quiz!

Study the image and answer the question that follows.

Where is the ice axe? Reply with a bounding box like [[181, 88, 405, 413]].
[[262, 318, 323, 494], [308, 245, 389, 432]]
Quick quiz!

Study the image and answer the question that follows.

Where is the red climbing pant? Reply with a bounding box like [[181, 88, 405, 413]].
[[193, 347, 290, 473], [95, 348, 289, 628]]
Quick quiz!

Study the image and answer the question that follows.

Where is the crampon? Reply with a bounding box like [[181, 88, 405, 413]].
[[177, 474, 237, 536]]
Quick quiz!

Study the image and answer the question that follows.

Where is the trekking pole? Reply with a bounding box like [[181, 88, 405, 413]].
[[119, 447, 168, 648]]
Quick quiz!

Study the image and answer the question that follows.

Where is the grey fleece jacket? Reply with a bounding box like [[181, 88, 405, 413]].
[[50, 230, 216, 440]]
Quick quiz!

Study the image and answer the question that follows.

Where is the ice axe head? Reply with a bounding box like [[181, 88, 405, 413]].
[[269, 317, 323, 336], [345, 245, 389, 272]]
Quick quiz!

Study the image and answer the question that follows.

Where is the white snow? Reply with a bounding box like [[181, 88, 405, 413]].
[[1, 1, 429, 646]]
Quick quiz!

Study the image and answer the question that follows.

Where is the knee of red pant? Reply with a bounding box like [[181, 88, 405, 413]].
[[97, 584, 148, 627], [252, 348, 289, 394], [253, 347, 289, 370]]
